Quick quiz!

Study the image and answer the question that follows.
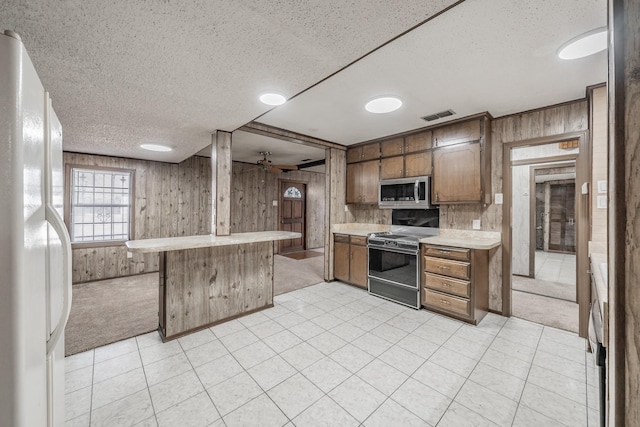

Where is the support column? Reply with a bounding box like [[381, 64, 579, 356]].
[[324, 147, 348, 281], [211, 130, 232, 236]]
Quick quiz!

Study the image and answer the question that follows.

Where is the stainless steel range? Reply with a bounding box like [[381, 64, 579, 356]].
[[367, 209, 439, 308]]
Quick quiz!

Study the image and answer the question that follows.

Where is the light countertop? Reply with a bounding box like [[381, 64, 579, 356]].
[[420, 229, 502, 250], [126, 231, 301, 253], [331, 223, 391, 237], [331, 224, 501, 249]]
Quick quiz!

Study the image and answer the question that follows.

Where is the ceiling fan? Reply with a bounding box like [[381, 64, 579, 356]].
[[256, 151, 298, 173]]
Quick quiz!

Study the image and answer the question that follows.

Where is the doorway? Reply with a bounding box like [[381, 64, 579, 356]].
[[279, 180, 306, 253], [504, 134, 589, 335]]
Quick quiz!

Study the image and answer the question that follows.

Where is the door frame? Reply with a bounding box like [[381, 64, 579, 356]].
[[278, 179, 307, 253], [528, 161, 576, 277], [502, 131, 590, 337]]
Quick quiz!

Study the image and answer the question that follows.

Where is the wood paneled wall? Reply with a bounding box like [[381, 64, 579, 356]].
[[230, 162, 325, 249], [65, 153, 212, 283], [325, 148, 347, 280], [589, 86, 608, 253]]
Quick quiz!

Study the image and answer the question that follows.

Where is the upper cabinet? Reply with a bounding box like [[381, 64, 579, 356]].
[[345, 113, 491, 205], [346, 160, 379, 204], [433, 120, 481, 147], [432, 116, 491, 204], [347, 142, 380, 163]]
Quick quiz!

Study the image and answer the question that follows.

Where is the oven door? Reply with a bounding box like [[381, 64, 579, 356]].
[[368, 246, 419, 289]]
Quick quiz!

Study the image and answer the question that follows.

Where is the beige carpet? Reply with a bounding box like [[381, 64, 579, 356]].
[[274, 250, 325, 296], [512, 289, 579, 333], [64, 273, 159, 356], [512, 274, 576, 302]]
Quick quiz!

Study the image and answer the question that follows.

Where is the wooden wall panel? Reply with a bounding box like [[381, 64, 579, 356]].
[[230, 162, 325, 249], [64, 152, 212, 283], [325, 148, 347, 280], [589, 86, 608, 253]]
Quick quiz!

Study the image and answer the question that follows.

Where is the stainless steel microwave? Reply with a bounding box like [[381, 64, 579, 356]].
[[378, 176, 432, 209]]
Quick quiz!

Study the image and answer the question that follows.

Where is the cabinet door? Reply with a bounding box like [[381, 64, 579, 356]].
[[350, 244, 368, 288], [380, 156, 404, 180], [433, 120, 481, 147], [381, 138, 404, 157], [361, 143, 381, 161], [433, 142, 481, 203], [404, 151, 432, 177], [346, 147, 362, 164], [405, 130, 432, 152], [360, 160, 380, 203], [334, 241, 350, 282], [346, 163, 360, 203]]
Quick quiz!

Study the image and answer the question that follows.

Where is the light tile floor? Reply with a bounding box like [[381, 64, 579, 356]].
[[65, 281, 599, 427], [535, 251, 576, 286]]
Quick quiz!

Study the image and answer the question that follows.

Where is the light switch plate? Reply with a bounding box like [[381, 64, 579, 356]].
[[582, 182, 589, 195], [597, 180, 608, 194], [495, 193, 503, 204], [472, 219, 481, 230], [127, 251, 133, 259], [272, 200, 278, 206], [597, 195, 607, 209], [344, 205, 349, 212]]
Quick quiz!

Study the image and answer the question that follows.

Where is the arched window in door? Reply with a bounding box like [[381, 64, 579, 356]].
[[283, 186, 302, 198]]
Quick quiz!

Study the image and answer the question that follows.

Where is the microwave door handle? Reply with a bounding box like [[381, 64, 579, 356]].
[[414, 180, 419, 203]]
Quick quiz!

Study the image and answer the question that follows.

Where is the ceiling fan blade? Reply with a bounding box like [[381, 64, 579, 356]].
[[272, 164, 298, 170], [268, 166, 282, 173]]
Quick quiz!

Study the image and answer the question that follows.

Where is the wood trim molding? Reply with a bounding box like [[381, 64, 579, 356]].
[[240, 122, 345, 151], [494, 98, 588, 121], [511, 153, 578, 167], [502, 131, 590, 337]]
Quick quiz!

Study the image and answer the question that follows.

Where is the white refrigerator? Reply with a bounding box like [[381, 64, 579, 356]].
[[0, 30, 72, 427]]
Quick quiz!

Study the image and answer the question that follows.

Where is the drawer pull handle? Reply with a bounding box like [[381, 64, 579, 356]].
[[441, 283, 451, 287], [439, 266, 450, 270], [439, 250, 450, 254], [439, 299, 450, 305]]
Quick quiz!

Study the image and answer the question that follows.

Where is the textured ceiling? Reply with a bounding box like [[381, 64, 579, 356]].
[[0, 0, 457, 162], [259, 0, 607, 144]]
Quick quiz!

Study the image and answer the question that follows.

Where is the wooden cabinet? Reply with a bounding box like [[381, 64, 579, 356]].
[[433, 120, 481, 147], [432, 116, 491, 204], [347, 143, 380, 163], [381, 138, 404, 157], [433, 142, 481, 203], [380, 149, 432, 179], [405, 130, 432, 152], [334, 234, 368, 288], [421, 244, 488, 324], [346, 160, 379, 204]]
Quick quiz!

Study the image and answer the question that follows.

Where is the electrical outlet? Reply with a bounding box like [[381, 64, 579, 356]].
[[472, 219, 481, 230], [272, 200, 278, 206], [495, 193, 503, 204], [127, 251, 133, 259]]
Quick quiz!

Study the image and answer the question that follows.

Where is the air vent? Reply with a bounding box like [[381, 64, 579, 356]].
[[421, 109, 455, 122]]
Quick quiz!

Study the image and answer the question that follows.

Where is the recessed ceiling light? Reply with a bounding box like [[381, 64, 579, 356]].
[[259, 93, 286, 106], [365, 97, 402, 114], [140, 144, 172, 152], [558, 27, 607, 60]]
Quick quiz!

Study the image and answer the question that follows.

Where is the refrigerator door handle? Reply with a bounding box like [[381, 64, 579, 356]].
[[45, 204, 72, 356]]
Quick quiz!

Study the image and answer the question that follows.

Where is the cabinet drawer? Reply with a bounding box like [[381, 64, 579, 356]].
[[423, 256, 470, 280], [423, 272, 470, 298], [423, 289, 470, 317], [334, 234, 349, 243], [423, 246, 470, 261], [350, 235, 367, 246]]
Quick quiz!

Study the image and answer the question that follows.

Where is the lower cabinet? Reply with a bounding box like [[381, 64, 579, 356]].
[[421, 244, 489, 324], [334, 234, 368, 288]]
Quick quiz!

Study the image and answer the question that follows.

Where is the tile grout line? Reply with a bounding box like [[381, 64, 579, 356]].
[[135, 335, 160, 426]]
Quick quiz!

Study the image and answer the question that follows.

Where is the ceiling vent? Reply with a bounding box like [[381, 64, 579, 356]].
[[421, 109, 455, 122]]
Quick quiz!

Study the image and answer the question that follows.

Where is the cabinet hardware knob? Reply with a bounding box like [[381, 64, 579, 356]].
[[439, 299, 450, 305], [442, 283, 450, 287]]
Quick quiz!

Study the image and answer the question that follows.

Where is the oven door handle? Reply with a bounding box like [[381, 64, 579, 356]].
[[414, 179, 419, 203], [368, 246, 419, 256]]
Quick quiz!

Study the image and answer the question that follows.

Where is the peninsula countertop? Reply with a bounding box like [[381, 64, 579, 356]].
[[420, 229, 502, 250], [126, 231, 302, 254]]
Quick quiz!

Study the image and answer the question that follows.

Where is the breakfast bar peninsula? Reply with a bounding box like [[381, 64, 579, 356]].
[[126, 231, 300, 341]]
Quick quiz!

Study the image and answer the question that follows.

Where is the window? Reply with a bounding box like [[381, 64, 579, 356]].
[[283, 186, 302, 198], [69, 167, 134, 243]]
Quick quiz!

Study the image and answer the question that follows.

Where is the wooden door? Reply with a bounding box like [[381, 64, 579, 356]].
[[405, 151, 432, 177], [279, 181, 305, 253], [433, 142, 481, 203], [535, 183, 545, 250], [350, 244, 368, 288], [360, 160, 380, 203], [380, 156, 404, 179], [549, 181, 576, 253], [334, 240, 350, 282], [346, 163, 360, 203]]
